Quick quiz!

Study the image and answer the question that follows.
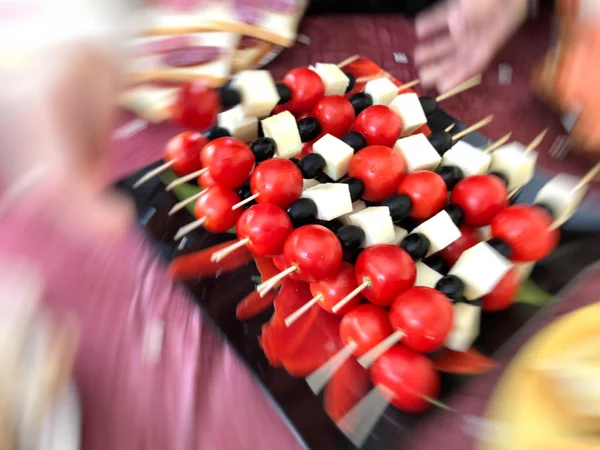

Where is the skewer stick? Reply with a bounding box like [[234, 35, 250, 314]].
[[356, 329, 405, 369], [257, 265, 298, 297], [232, 193, 259, 210], [435, 74, 482, 102], [133, 160, 176, 189], [168, 190, 205, 216], [337, 55, 360, 68], [331, 280, 370, 313], [484, 132, 512, 153], [284, 294, 322, 327], [210, 238, 250, 263], [355, 72, 390, 83], [306, 341, 359, 394], [444, 123, 456, 132], [397, 78, 420, 91], [508, 188, 520, 199], [173, 217, 207, 241], [451, 115, 494, 141], [571, 161, 600, 194], [525, 128, 548, 153], [165, 168, 208, 191]]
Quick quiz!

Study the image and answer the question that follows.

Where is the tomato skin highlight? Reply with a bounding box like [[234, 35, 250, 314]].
[[348, 146, 406, 202], [283, 68, 325, 115], [312, 95, 355, 138], [397, 171, 448, 220], [237, 204, 293, 257], [353, 105, 403, 147], [193, 186, 242, 233], [310, 262, 362, 315], [250, 158, 303, 209], [339, 304, 393, 356], [450, 175, 508, 227], [206, 137, 255, 189], [172, 81, 219, 130], [164, 131, 206, 176]]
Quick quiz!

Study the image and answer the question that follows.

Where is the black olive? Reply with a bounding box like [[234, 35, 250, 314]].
[[395, 216, 416, 231], [206, 126, 230, 141], [400, 233, 430, 261], [237, 183, 256, 209], [319, 219, 345, 233], [508, 189, 521, 204], [344, 72, 356, 93], [276, 83, 292, 104], [487, 238, 512, 259], [533, 202, 556, 220], [419, 96, 438, 117], [470, 298, 483, 308], [257, 120, 264, 137], [298, 153, 326, 179], [341, 131, 368, 153], [489, 171, 510, 187], [250, 137, 276, 162], [435, 275, 465, 302], [340, 178, 365, 202], [349, 93, 373, 116], [287, 198, 318, 228], [219, 81, 241, 110], [428, 131, 453, 155], [298, 117, 322, 142], [315, 172, 334, 184], [381, 194, 412, 222], [436, 165, 464, 191], [444, 204, 465, 227], [423, 255, 450, 276], [336, 225, 365, 251]]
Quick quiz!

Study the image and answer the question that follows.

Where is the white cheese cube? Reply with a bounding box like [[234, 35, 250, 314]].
[[475, 226, 492, 242], [393, 134, 441, 172], [231, 70, 280, 118], [339, 201, 367, 225], [534, 173, 587, 227], [489, 142, 537, 190], [301, 183, 353, 221], [302, 179, 320, 191], [261, 111, 302, 159], [364, 77, 398, 105], [312, 134, 354, 181], [414, 262, 443, 288], [346, 207, 395, 248], [119, 85, 178, 123], [217, 105, 258, 142], [445, 303, 481, 352], [449, 242, 513, 300], [411, 211, 462, 257], [442, 141, 492, 177], [514, 262, 535, 281], [389, 93, 427, 137], [390, 226, 409, 245], [312, 63, 350, 96]]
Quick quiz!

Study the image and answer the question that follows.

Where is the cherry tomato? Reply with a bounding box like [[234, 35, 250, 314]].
[[163, 131, 206, 176], [312, 95, 355, 138], [172, 81, 219, 130], [310, 262, 362, 315], [283, 225, 343, 283], [250, 158, 303, 209], [439, 226, 480, 265], [340, 304, 393, 356], [301, 141, 314, 157], [397, 171, 447, 220], [450, 175, 507, 227], [198, 170, 217, 189], [193, 187, 242, 234], [370, 345, 440, 413], [283, 68, 325, 115], [491, 205, 559, 262], [355, 244, 416, 307], [353, 105, 403, 147], [200, 141, 216, 168], [236, 203, 293, 257], [482, 268, 521, 312], [205, 137, 255, 189], [390, 286, 454, 353], [348, 146, 406, 202]]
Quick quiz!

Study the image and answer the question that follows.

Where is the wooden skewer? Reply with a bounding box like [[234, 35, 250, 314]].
[[133, 160, 176, 189], [165, 168, 208, 191], [168, 190, 205, 216], [444, 123, 456, 132], [210, 238, 250, 263], [284, 294, 322, 327], [257, 265, 298, 297], [306, 341, 358, 394], [397, 78, 420, 92], [435, 74, 482, 102], [525, 128, 548, 153], [484, 132, 512, 153], [331, 280, 370, 313], [451, 115, 494, 141], [356, 330, 405, 369], [571, 161, 600, 194], [355, 72, 390, 83], [508, 187, 520, 199], [173, 217, 206, 241], [232, 193, 259, 210], [337, 54, 360, 68]]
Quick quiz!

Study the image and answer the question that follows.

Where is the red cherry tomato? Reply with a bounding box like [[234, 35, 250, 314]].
[[355, 244, 416, 307], [198, 170, 217, 189], [390, 286, 454, 353], [491, 205, 559, 262], [301, 141, 314, 157], [353, 105, 403, 147], [205, 137, 255, 189], [172, 81, 219, 130], [250, 158, 303, 209], [397, 171, 447, 220], [340, 304, 393, 356], [236, 203, 293, 257], [193, 187, 242, 234], [283, 225, 343, 283], [164, 131, 206, 176], [450, 175, 507, 227], [370, 345, 440, 413], [439, 226, 480, 265], [348, 146, 406, 202], [482, 268, 521, 312], [310, 262, 362, 315], [283, 68, 325, 115], [312, 95, 355, 138]]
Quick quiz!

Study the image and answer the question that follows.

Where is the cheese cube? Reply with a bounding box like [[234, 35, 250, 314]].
[[445, 303, 481, 352], [411, 211, 461, 257], [389, 93, 427, 137], [339, 201, 367, 225], [302, 179, 320, 191], [312, 63, 350, 96], [514, 262, 535, 281], [393, 134, 441, 172], [390, 226, 409, 245], [312, 134, 354, 181], [346, 206, 395, 248], [301, 183, 353, 221], [119, 85, 178, 123], [449, 242, 513, 300], [217, 105, 258, 142], [261, 111, 302, 159], [231, 70, 280, 118], [534, 173, 587, 227], [364, 77, 398, 105], [414, 262, 443, 288], [442, 141, 492, 177], [489, 142, 537, 190]]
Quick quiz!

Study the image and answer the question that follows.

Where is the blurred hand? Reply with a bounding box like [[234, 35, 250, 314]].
[[414, 0, 529, 92]]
